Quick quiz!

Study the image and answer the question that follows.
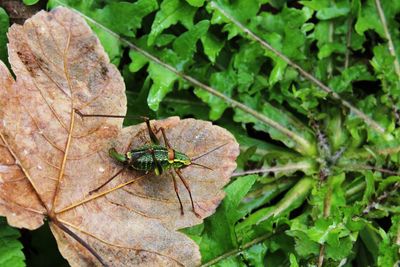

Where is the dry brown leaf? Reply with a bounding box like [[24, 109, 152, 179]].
[[0, 7, 239, 267]]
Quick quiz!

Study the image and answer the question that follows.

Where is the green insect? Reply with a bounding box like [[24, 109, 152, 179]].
[[75, 110, 224, 217]]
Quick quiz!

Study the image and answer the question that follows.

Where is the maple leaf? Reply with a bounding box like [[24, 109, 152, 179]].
[[0, 7, 239, 266]]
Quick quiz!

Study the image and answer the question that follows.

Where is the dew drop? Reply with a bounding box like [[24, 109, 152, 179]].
[[0, 165, 10, 173]]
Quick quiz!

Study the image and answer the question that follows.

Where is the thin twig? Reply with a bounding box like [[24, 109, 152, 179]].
[[363, 182, 400, 214], [327, 22, 334, 79], [200, 233, 270, 267], [344, 17, 353, 69], [318, 245, 325, 267], [374, 0, 400, 79], [209, 1, 386, 134], [341, 164, 400, 175], [318, 180, 333, 266]]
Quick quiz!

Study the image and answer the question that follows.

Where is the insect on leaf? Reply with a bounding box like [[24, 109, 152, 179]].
[[0, 7, 239, 266]]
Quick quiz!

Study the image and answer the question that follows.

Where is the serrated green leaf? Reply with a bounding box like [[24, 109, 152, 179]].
[[147, 62, 178, 111], [201, 33, 224, 63], [93, 0, 158, 37], [173, 20, 210, 60], [194, 70, 236, 120], [0, 218, 25, 267], [242, 242, 267, 266], [148, 0, 196, 45], [198, 175, 257, 262]]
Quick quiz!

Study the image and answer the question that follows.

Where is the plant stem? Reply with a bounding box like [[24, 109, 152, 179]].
[[374, 0, 400, 79], [209, 1, 386, 134], [51, 219, 108, 267], [232, 162, 313, 177], [327, 21, 334, 79], [200, 233, 270, 267], [344, 17, 353, 69]]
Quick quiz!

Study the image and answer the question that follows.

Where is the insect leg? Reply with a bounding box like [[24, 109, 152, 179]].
[[143, 117, 160, 145], [175, 169, 201, 218], [75, 109, 127, 119], [159, 128, 173, 149], [170, 170, 184, 215], [158, 127, 175, 161], [148, 148, 163, 176], [89, 167, 125, 195]]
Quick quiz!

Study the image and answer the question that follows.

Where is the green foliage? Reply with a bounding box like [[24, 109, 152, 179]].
[[0, 7, 9, 66], [2, 0, 400, 265], [0, 218, 25, 267], [22, 0, 40, 5]]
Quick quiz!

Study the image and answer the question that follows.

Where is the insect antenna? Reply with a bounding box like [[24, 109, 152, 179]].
[[191, 142, 228, 162], [75, 109, 150, 121], [190, 162, 213, 170], [89, 167, 125, 195]]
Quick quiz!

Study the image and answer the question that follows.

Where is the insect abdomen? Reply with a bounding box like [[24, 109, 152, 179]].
[[128, 145, 170, 171]]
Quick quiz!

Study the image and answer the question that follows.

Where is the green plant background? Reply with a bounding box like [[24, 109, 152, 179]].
[[0, 0, 399, 266]]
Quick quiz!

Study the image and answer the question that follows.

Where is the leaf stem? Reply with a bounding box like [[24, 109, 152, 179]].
[[374, 0, 400, 79], [51, 219, 109, 267], [209, 1, 386, 134], [51, 1, 314, 156], [200, 233, 270, 267], [232, 162, 313, 177], [51, 108, 75, 214]]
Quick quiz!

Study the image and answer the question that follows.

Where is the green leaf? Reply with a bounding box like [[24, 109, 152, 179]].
[[201, 33, 224, 63], [147, 62, 178, 111], [198, 175, 257, 262], [173, 20, 210, 61], [194, 70, 236, 120], [185, 0, 205, 7], [242, 242, 268, 266], [0, 218, 25, 267], [148, 0, 197, 45], [289, 253, 299, 267], [0, 7, 9, 66], [377, 216, 400, 266], [93, 0, 158, 37], [234, 100, 317, 156], [301, 0, 350, 20], [354, 0, 384, 37], [23, 0, 39, 5]]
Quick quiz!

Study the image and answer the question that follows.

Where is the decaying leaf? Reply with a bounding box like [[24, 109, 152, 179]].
[[0, 7, 239, 267]]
